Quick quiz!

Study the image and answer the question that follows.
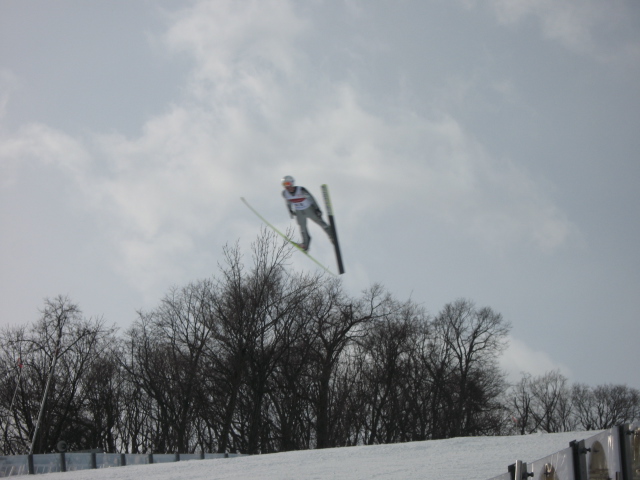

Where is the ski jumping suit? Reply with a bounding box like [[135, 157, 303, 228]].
[[282, 186, 333, 250]]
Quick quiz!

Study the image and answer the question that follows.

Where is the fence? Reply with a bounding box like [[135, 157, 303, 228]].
[[0, 451, 245, 477], [487, 422, 639, 480]]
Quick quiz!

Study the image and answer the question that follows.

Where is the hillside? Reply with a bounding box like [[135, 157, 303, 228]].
[[41, 431, 600, 480]]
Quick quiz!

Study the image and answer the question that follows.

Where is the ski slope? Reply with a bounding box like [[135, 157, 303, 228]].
[[41, 430, 600, 480]]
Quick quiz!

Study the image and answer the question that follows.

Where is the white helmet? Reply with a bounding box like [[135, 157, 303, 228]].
[[281, 175, 295, 188]]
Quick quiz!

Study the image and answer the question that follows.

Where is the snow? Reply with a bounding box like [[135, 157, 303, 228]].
[[40, 431, 601, 480]]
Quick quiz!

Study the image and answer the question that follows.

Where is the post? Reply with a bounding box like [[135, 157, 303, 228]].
[[30, 326, 64, 454], [618, 424, 634, 480], [59, 452, 66, 473], [514, 460, 528, 479], [570, 439, 588, 480]]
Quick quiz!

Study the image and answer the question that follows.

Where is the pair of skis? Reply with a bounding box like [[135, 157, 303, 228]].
[[241, 184, 345, 276]]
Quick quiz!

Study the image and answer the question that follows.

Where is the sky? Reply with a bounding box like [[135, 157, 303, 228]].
[[1, 1, 639, 389], [13, 429, 622, 480]]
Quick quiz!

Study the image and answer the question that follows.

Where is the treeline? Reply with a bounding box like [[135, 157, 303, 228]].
[[0, 231, 638, 455]]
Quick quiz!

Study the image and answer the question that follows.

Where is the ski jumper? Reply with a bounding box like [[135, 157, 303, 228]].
[[282, 186, 332, 250]]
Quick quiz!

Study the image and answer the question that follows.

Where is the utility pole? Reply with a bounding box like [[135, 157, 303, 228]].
[[29, 319, 64, 455]]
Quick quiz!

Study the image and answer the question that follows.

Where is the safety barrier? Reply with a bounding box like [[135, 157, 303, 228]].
[[487, 422, 639, 480], [0, 451, 245, 477]]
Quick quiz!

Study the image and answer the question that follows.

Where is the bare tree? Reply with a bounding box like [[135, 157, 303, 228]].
[[507, 370, 575, 434], [0, 296, 117, 454], [3, 232, 561, 456], [0, 326, 29, 454], [509, 373, 535, 435], [305, 283, 387, 449], [355, 298, 425, 444], [415, 313, 454, 440], [267, 326, 316, 451], [78, 342, 124, 452], [431, 299, 510, 438], [572, 383, 640, 430], [529, 370, 574, 433], [206, 230, 321, 454], [121, 277, 218, 453]]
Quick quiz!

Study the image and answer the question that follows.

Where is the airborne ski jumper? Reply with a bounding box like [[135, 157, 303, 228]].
[[241, 177, 344, 275], [281, 176, 333, 252]]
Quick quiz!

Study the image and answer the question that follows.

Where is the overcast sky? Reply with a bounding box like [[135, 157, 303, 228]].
[[1, 0, 639, 389]]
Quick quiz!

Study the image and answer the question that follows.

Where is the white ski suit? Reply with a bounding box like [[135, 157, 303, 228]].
[[282, 186, 332, 250]]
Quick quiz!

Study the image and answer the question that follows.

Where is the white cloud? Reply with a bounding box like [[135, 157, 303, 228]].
[[0, 122, 89, 190], [121, 0, 576, 290], [9, 1, 310, 297], [500, 336, 573, 384], [466, 0, 640, 64], [164, 0, 307, 105], [1, 0, 578, 306], [288, 87, 575, 251], [0, 70, 20, 122]]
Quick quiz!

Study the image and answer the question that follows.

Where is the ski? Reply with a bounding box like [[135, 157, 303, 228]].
[[321, 184, 345, 274], [240, 197, 338, 277]]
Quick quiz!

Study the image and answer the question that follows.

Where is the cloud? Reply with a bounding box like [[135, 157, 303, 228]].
[[164, 0, 307, 105], [490, 0, 599, 49], [465, 0, 640, 64], [0, 70, 20, 122], [0, 121, 90, 191], [104, 1, 561, 291], [1, 0, 578, 304], [500, 336, 573, 384], [287, 86, 574, 251]]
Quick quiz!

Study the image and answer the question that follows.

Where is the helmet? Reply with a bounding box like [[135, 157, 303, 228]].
[[281, 175, 295, 188]]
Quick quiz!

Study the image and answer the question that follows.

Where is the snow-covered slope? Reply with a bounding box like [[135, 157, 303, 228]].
[[41, 431, 601, 480]]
